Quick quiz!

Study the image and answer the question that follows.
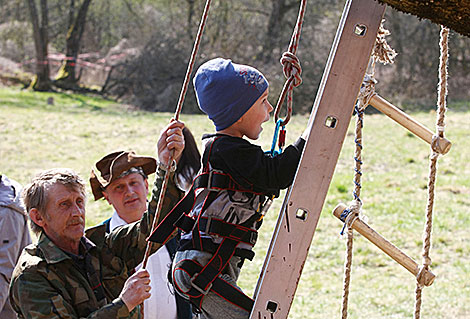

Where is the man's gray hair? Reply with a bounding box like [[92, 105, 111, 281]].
[[22, 168, 86, 234]]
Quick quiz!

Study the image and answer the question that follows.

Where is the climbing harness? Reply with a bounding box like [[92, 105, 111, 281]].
[[149, 136, 274, 312]]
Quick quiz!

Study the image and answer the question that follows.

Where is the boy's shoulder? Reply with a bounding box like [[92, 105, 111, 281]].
[[202, 133, 254, 147], [202, 133, 258, 157]]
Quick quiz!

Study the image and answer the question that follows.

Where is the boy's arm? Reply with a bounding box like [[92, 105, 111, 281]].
[[210, 136, 306, 193]]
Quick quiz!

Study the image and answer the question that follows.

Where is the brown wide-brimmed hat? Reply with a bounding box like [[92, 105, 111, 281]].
[[90, 151, 157, 200]]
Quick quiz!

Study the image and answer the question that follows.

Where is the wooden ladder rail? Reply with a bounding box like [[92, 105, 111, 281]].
[[250, 0, 386, 318]]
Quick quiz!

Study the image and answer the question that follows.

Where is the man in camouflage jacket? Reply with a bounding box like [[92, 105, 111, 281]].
[[9, 121, 184, 319]]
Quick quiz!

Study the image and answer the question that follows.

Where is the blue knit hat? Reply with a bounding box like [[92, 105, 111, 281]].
[[193, 58, 269, 131]]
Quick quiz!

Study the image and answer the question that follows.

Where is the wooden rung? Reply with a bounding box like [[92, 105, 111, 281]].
[[333, 203, 435, 286], [369, 94, 452, 154]]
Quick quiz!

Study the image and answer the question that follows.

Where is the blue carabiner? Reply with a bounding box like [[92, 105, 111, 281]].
[[266, 119, 285, 157]]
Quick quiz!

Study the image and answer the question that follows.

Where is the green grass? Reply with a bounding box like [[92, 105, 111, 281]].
[[1, 86, 469, 318]]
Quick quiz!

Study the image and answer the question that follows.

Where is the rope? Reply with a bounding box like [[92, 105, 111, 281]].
[[339, 99, 366, 319], [414, 25, 449, 319], [341, 224, 354, 319], [339, 20, 396, 319], [273, 0, 307, 126], [142, 0, 212, 269], [372, 20, 397, 65]]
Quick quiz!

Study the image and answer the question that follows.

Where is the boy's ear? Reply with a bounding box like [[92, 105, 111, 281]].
[[236, 115, 245, 124], [29, 208, 45, 227]]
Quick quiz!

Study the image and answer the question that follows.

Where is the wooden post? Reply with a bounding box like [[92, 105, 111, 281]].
[[332, 203, 435, 286], [249, 1, 386, 318], [369, 94, 451, 154]]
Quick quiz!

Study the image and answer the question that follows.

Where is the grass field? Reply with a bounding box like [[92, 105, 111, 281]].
[[1, 86, 469, 318]]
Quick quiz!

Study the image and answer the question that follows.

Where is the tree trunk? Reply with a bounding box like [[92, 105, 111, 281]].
[[55, 0, 92, 88], [186, 0, 195, 41], [26, 0, 51, 91], [378, 0, 470, 37], [260, 0, 300, 63]]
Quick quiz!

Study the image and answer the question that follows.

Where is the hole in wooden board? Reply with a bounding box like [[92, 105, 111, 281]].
[[325, 116, 337, 128], [354, 24, 367, 36], [296, 208, 308, 221], [266, 301, 278, 313]]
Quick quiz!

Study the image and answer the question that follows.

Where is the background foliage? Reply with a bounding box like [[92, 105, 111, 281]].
[[0, 0, 469, 113]]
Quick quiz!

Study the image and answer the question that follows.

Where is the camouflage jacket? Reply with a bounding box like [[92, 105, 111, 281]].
[[9, 168, 180, 319]]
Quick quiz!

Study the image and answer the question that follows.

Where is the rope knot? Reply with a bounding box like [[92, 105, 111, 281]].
[[430, 134, 444, 155], [357, 74, 377, 111], [340, 200, 362, 235], [416, 265, 429, 288], [373, 20, 397, 65], [280, 52, 302, 87]]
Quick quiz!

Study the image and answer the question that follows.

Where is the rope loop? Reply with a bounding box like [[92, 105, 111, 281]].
[[281, 52, 303, 87], [340, 200, 362, 235], [273, 53, 302, 126]]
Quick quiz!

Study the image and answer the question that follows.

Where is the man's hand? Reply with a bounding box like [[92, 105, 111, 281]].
[[157, 120, 185, 166], [120, 269, 151, 312]]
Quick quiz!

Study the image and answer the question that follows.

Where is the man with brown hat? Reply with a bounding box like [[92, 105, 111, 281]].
[[9, 121, 185, 319], [90, 149, 191, 319]]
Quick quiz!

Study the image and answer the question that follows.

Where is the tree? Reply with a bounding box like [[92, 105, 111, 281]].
[[378, 0, 470, 37], [55, 0, 92, 88], [26, 0, 51, 91], [260, 0, 299, 63]]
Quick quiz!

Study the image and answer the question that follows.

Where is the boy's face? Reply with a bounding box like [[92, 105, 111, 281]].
[[232, 89, 273, 140]]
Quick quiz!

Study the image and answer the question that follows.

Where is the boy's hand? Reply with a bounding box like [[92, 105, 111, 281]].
[[157, 120, 185, 166]]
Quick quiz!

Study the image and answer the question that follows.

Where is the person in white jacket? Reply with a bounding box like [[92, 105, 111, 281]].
[[0, 175, 31, 319], [90, 128, 200, 319]]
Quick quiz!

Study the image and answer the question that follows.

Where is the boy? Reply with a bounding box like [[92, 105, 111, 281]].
[[149, 58, 308, 319]]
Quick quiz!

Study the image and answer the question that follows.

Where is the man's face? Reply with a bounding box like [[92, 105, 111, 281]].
[[103, 173, 149, 223], [41, 183, 86, 248]]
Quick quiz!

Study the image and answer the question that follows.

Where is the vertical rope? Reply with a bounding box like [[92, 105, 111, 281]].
[[341, 226, 354, 319], [142, 0, 212, 269], [353, 105, 365, 203], [173, 0, 212, 121], [340, 97, 367, 319], [273, 0, 307, 126], [414, 26, 449, 319]]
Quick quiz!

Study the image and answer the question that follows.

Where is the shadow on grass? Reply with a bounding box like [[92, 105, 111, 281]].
[[0, 86, 133, 116]]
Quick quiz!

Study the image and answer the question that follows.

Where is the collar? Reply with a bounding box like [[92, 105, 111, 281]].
[[109, 210, 128, 231], [202, 133, 234, 140], [37, 232, 96, 264]]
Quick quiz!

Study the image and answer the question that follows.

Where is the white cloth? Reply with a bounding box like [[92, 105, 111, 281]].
[[109, 211, 177, 319]]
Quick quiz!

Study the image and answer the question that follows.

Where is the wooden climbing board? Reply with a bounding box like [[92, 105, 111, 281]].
[[250, 0, 386, 318]]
